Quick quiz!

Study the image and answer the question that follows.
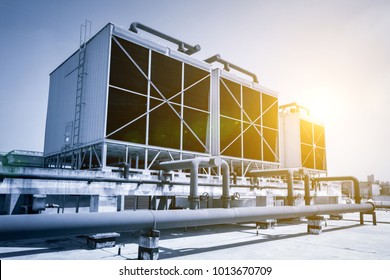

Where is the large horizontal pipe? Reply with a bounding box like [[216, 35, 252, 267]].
[[373, 201, 390, 209], [0, 203, 374, 241]]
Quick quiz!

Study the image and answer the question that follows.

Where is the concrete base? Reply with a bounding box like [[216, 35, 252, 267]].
[[138, 230, 160, 260], [87, 232, 120, 249], [307, 215, 325, 234], [256, 219, 277, 229]]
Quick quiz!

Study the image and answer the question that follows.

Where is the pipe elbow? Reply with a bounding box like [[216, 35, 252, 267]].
[[129, 22, 140, 33]]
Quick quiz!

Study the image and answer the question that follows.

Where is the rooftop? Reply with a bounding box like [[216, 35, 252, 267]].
[[0, 211, 389, 260]]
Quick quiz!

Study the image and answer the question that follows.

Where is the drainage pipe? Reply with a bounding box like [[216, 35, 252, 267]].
[[312, 176, 361, 204], [129, 22, 201, 55], [0, 203, 375, 241], [158, 157, 222, 209], [205, 54, 259, 83]]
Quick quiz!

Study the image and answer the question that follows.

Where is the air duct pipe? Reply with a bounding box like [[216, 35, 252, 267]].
[[159, 156, 230, 209], [0, 203, 375, 241], [129, 22, 201, 55]]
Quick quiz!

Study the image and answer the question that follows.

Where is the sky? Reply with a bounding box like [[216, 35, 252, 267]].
[[0, 0, 389, 182]]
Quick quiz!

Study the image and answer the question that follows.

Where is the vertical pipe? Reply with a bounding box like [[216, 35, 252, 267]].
[[221, 160, 231, 208], [101, 142, 107, 170], [89, 147, 92, 169], [304, 174, 311, 205], [135, 153, 139, 170], [189, 160, 200, 209], [286, 171, 294, 206]]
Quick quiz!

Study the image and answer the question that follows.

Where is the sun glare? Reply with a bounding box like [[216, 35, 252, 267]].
[[302, 93, 336, 124]]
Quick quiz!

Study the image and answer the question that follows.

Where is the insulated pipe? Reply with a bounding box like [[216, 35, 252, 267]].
[[373, 201, 390, 209], [129, 22, 201, 55], [158, 157, 222, 209], [0, 203, 375, 241], [220, 160, 231, 208], [250, 169, 298, 206], [205, 54, 259, 83], [312, 176, 361, 204]]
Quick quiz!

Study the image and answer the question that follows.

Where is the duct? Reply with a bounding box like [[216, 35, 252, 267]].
[[204, 54, 259, 83], [0, 203, 375, 241], [312, 176, 361, 204], [158, 157, 222, 209], [129, 22, 201, 55]]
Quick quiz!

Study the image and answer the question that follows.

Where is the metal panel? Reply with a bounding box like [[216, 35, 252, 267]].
[[81, 24, 111, 145], [279, 105, 327, 172], [44, 25, 111, 156], [279, 113, 301, 168], [44, 52, 79, 155]]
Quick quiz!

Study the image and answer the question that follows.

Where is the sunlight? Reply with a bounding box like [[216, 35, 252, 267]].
[[301, 91, 337, 124]]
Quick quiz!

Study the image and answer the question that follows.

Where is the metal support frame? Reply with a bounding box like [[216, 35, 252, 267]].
[[45, 144, 103, 169]]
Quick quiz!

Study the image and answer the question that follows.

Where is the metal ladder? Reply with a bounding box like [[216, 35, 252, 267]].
[[73, 20, 91, 148]]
